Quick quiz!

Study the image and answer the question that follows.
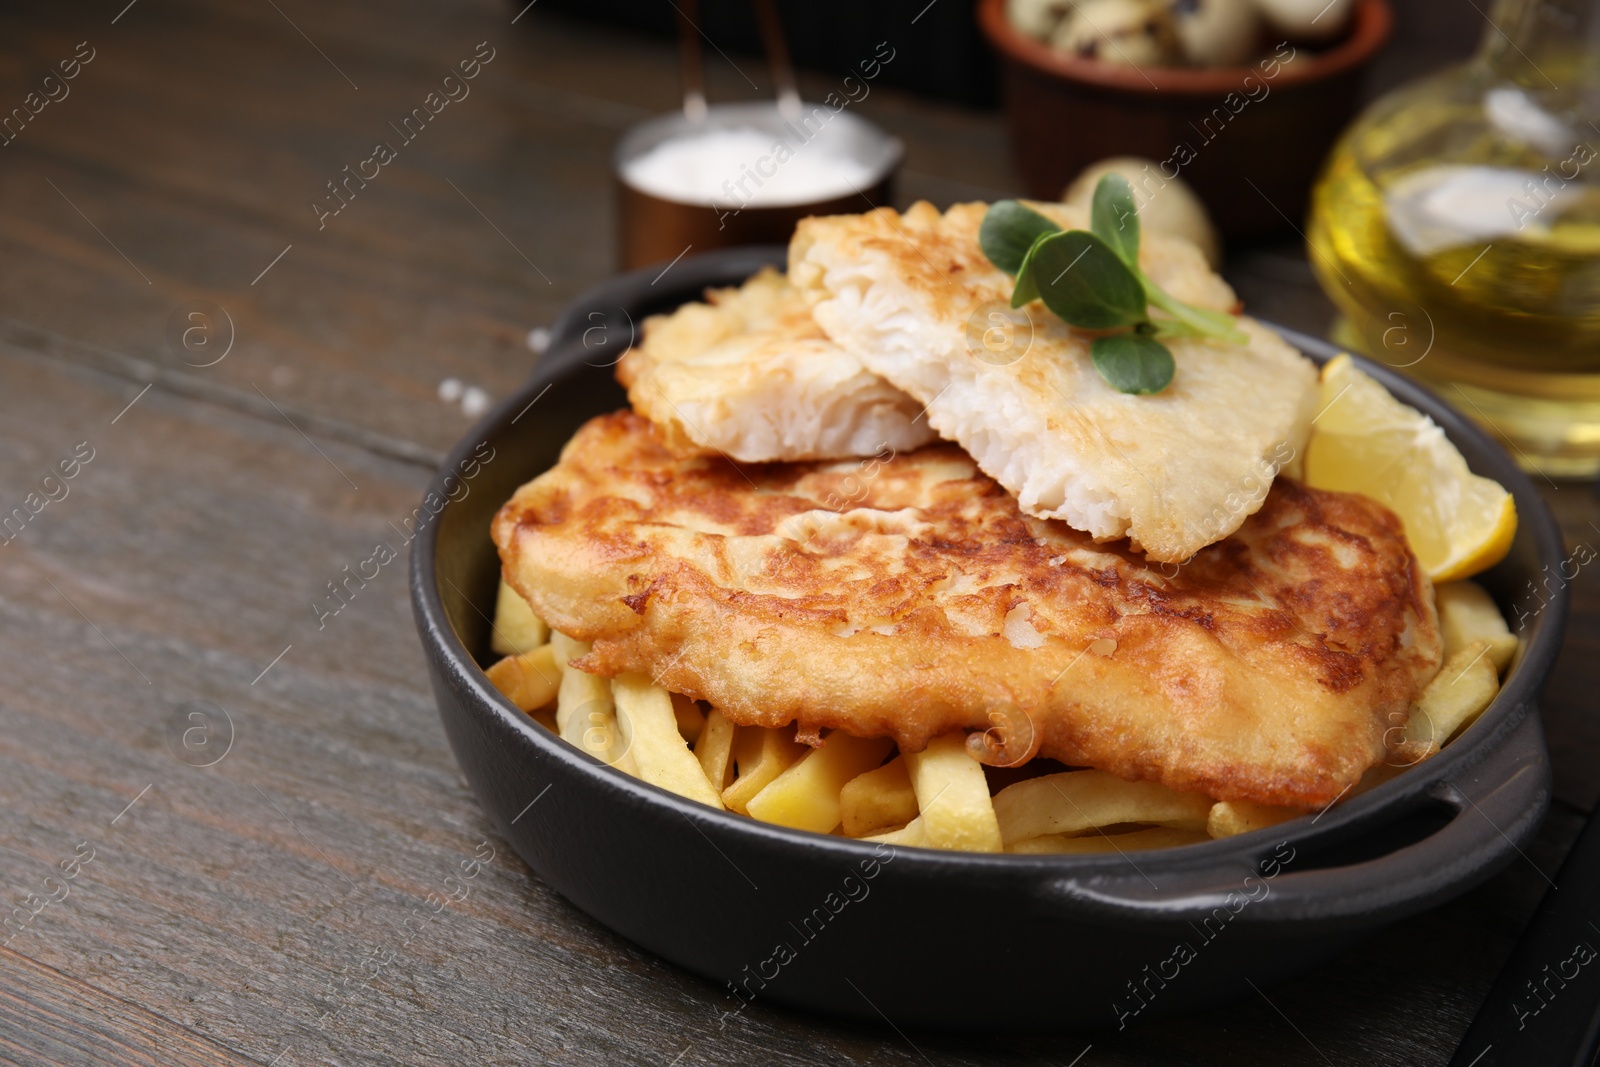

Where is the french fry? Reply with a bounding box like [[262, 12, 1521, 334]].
[[903, 732, 1002, 852], [865, 816, 927, 847], [1436, 581, 1518, 673], [555, 645, 635, 773], [1207, 799, 1303, 839], [840, 756, 919, 838], [555, 655, 609, 752], [482, 654, 520, 701], [671, 692, 705, 745], [484, 644, 561, 712], [611, 743, 639, 776], [550, 630, 586, 668], [746, 733, 894, 833], [552, 630, 640, 769], [992, 770, 1212, 847], [1395, 640, 1500, 762], [1010, 827, 1210, 854], [491, 578, 549, 655], [611, 674, 725, 808], [722, 726, 808, 814], [695, 709, 737, 792]]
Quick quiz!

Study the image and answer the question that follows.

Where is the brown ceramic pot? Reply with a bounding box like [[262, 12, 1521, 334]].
[[977, 0, 1393, 241]]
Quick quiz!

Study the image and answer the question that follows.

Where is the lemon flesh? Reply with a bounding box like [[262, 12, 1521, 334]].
[[1305, 355, 1516, 582]]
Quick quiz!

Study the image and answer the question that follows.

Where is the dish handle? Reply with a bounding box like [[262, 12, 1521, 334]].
[[1034, 705, 1553, 929]]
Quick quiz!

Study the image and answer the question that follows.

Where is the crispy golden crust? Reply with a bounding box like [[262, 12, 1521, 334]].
[[492, 412, 1442, 808]]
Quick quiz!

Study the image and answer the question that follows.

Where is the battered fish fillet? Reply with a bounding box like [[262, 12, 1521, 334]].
[[492, 412, 1442, 809], [788, 201, 1320, 563], [616, 267, 935, 462]]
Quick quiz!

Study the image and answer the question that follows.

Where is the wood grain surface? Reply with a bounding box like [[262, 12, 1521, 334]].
[[0, 1, 1592, 1065]]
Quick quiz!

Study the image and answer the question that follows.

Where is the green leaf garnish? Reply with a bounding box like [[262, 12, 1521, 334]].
[[1091, 333, 1175, 394], [979, 176, 1245, 395], [1090, 174, 1139, 267], [1148, 317, 1208, 342], [1010, 234, 1045, 308], [1140, 280, 1250, 345], [980, 200, 1061, 275], [1022, 231, 1146, 331]]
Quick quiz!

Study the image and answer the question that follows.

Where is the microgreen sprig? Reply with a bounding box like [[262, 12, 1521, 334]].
[[978, 176, 1247, 395]]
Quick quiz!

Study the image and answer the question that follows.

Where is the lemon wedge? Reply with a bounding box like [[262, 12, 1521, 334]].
[[1305, 355, 1516, 582]]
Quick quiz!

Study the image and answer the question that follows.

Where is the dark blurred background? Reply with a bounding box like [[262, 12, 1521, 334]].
[[538, 0, 1001, 105], [532, 0, 1480, 106]]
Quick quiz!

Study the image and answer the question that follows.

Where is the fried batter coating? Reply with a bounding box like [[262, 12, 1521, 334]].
[[493, 412, 1441, 808]]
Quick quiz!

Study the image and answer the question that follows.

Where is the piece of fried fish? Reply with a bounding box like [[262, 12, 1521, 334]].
[[493, 412, 1441, 809], [616, 267, 935, 463], [789, 201, 1319, 562]]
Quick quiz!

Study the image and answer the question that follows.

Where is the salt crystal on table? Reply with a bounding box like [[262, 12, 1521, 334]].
[[461, 385, 490, 418]]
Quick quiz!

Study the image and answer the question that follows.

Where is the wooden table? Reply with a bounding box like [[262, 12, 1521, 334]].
[[0, 2, 1592, 1064]]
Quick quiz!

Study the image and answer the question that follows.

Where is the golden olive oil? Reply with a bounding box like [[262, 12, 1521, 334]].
[[1307, 41, 1600, 475]]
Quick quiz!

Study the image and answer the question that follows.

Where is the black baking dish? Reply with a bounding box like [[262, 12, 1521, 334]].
[[410, 247, 1568, 1032]]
